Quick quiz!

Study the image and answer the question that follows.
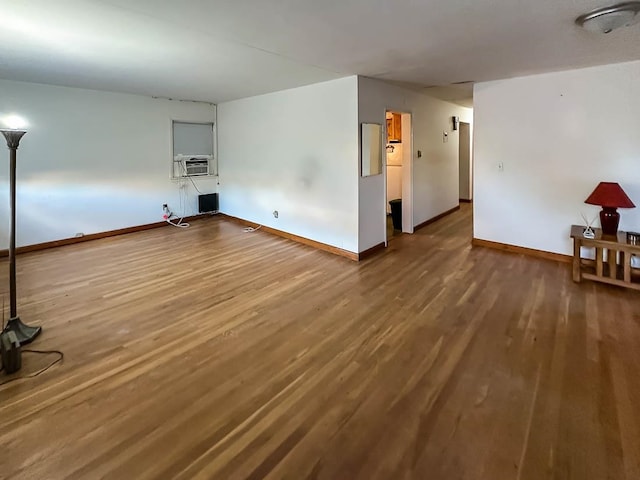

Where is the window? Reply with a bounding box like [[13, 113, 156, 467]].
[[172, 121, 216, 178]]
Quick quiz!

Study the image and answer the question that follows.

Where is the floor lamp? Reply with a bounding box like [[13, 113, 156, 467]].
[[1, 128, 41, 344]]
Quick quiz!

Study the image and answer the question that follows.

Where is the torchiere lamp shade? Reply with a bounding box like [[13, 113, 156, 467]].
[[585, 182, 635, 235]]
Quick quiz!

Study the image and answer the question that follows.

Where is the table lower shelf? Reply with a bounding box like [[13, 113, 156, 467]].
[[579, 262, 640, 290]]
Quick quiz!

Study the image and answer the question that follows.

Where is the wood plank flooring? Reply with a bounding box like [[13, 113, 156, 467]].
[[1, 204, 639, 479]]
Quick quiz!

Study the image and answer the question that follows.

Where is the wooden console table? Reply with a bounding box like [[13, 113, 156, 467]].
[[570, 225, 640, 290]]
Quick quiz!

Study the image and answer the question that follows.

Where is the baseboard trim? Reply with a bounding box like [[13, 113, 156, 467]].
[[0, 214, 211, 258], [219, 213, 359, 261], [471, 238, 571, 264], [414, 205, 460, 232], [358, 242, 386, 261], [459, 198, 472, 203]]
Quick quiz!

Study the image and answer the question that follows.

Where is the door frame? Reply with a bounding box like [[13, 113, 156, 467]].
[[383, 110, 413, 245]]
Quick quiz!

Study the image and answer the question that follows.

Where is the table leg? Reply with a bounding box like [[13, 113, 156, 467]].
[[573, 238, 581, 282], [596, 247, 603, 277]]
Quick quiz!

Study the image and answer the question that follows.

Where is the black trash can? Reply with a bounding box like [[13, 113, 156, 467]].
[[389, 199, 402, 230]]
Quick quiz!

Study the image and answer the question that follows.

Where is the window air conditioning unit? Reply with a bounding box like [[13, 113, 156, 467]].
[[179, 155, 210, 176]]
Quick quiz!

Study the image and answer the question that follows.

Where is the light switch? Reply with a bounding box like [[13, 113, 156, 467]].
[[498, 162, 504, 172], [443, 131, 448, 143]]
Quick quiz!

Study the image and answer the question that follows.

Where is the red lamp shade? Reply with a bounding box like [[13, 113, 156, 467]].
[[585, 182, 635, 208], [585, 182, 635, 236]]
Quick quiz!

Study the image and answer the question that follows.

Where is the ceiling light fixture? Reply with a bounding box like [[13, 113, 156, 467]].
[[575, 2, 640, 33]]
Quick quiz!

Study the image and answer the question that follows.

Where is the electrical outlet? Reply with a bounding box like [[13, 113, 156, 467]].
[[162, 203, 168, 209], [75, 232, 84, 238], [443, 131, 449, 143], [498, 162, 504, 172], [273, 210, 279, 218]]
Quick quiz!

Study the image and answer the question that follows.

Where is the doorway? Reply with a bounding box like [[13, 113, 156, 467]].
[[385, 111, 412, 242], [458, 122, 472, 202]]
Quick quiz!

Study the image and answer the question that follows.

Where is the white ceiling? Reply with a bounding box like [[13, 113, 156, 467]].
[[1, 0, 640, 104]]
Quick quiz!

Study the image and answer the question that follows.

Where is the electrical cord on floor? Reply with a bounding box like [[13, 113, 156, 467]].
[[0, 349, 64, 386], [163, 205, 190, 229], [243, 225, 262, 233], [166, 216, 190, 228]]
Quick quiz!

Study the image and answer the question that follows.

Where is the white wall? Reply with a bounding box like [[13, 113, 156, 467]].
[[0, 79, 217, 249], [217, 76, 359, 253], [474, 60, 640, 255], [358, 77, 473, 251]]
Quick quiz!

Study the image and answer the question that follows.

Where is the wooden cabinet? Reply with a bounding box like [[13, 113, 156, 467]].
[[386, 113, 402, 143]]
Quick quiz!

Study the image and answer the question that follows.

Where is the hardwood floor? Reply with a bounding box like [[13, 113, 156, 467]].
[[1, 204, 639, 479]]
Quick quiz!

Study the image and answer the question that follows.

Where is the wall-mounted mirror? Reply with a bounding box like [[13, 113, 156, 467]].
[[361, 123, 382, 177]]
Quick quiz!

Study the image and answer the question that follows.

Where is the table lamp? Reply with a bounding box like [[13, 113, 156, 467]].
[[584, 182, 635, 236]]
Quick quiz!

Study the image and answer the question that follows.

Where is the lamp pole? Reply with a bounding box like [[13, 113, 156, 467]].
[[1, 129, 41, 344]]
